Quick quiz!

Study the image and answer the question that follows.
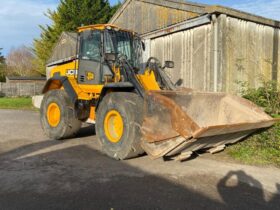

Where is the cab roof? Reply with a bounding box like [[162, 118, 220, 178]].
[[78, 24, 135, 34]]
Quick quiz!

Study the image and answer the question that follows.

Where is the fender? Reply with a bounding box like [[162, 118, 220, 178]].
[[42, 76, 77, 104], [96, 82, 135, 110]]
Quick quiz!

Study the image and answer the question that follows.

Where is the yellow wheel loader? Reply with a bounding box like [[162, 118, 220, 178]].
[[41, 24, 278, 161]]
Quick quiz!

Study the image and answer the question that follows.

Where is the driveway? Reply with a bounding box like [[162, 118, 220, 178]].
[[0, 109, 279, 210]]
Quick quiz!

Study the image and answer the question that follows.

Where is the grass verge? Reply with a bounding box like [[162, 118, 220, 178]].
[[227, 80, 280, 167], [0, 97, 35, 110], [227, 122, 280, 167]]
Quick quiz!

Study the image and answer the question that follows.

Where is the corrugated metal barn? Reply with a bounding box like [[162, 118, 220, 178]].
[[109, 0, 280, 93]]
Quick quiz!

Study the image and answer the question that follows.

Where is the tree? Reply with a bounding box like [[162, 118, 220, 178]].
[[34, 0, 121, 73], [0, 48, 6, 82], [5, 46, 41, 77]]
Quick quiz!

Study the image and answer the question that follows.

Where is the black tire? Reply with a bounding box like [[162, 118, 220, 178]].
[[96, 92, 144, 160], [40, 90, 81, 140]]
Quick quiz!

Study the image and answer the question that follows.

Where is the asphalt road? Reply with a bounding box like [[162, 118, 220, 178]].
[[0, 109, 280, 210]]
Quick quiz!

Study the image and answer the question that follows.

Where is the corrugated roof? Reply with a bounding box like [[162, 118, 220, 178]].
[[110, 0, 207, 24], [110, 0, 280, 29], [47, 32, 78, 65], [207, 5, 280, 28]]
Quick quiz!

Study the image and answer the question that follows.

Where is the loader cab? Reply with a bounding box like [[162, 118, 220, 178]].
[[78, 29, 102, 84], [77, 25, 142, 85]]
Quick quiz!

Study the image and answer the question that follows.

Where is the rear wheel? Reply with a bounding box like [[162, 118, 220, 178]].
[[96, 92, 144, 160], [40, 90, 81, 140]]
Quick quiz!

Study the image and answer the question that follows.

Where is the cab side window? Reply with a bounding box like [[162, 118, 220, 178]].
[[80, 31, 101, 61]]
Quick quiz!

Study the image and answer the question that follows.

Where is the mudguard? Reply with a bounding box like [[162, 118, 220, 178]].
[[42, 76, 77, 104]]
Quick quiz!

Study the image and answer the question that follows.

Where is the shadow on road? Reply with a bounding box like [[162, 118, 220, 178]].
[[217, 170, 280, 209], [76, 124, 96, 138], [0, 126, 279, 210]]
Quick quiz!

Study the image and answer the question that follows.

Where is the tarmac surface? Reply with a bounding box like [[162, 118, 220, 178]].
[[0, 109, 280, 210]]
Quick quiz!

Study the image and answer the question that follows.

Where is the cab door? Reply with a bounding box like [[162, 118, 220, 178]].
[[78, 30, 102, 85]]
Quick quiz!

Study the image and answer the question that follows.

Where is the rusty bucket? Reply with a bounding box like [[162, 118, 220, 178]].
[[141, 90, 278, 160]]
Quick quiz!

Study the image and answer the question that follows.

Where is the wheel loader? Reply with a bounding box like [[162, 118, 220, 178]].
[[41, 24, 278, 161]]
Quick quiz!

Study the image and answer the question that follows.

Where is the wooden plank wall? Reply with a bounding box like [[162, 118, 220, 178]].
[[150, 24, 214, 91], [218, 15, 280, 93]]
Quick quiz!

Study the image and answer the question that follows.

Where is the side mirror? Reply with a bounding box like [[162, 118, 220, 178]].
[[164, 61, 175, 69], [105, 53, 116, 62], [142, 41, 146, 51]]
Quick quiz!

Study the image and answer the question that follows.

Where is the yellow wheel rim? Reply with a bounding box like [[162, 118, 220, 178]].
[[104, 110, 124, 143], [47, 102, 61, 127]]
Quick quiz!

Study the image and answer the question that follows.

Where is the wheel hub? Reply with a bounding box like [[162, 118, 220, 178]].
[[104, 110, 124, 143], [47, 102, 61, 127]]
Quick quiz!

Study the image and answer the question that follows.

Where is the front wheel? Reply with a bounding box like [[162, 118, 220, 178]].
[[40, 90, 81, 140], [96, 92, 144, 160]]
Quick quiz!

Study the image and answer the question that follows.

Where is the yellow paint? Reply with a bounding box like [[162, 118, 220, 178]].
[[47, 60, 160, 122], [50, 60, 77, 78], [113, 65, 121, 83], [104, 110, 124, 143], [86, 72, 95, 81], [47, 103, 61, 127], [137, 70, 160, 91], [67, 77, 103, 100], [89, 107, 96, 121], [49, 64, 159, 98], [48, 60, 103, 100]]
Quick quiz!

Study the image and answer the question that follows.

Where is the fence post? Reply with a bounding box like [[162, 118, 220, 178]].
[[11, 83, 13, 97], [18, 83, 20, 97]]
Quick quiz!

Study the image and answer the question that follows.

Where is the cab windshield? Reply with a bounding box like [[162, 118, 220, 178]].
[[104, 29, 142, 68], [80, 30, 101, 61]]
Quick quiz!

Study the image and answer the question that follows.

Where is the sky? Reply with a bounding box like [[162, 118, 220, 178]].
[[0, 0, 279, 56]]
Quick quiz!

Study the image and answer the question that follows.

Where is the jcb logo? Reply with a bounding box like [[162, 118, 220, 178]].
[[86, 72, 95, 81], [66, 69, 77, 76]]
